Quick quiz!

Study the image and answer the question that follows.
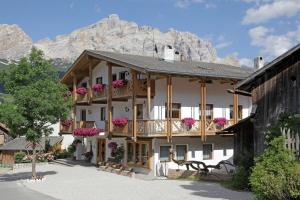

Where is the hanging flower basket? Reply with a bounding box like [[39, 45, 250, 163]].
[[182, 118, 196, 126], [112, 117, 128, 128], [76, 87, 87, 95], [73, 128, 103, 136], [61, 119, 72, 127], [112, 79, 127, 88], [92, 83, 105, 92], [213, 117, 227, 128]]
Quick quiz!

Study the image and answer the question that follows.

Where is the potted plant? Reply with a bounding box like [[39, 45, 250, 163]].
[[182, 117, 196, 130], [73, 128, 103, 136], [112, 79, 127, 88], [92, 83, 105, 92], [213, 117, 227, 129], [76, 87, 87, 95], [61, 119, 72, 128], [112, 117, 128, 128]]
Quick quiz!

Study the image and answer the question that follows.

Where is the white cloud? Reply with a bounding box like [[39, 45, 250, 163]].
[[174, 0, 215, 9], [248, 25, 300, 58], [239, 58, 253, 67], [242, 0, 300, 24], [215, 35, 232, 49]]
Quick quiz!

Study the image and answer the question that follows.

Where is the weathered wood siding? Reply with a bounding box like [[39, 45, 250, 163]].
[[251, 57, 300, 155]]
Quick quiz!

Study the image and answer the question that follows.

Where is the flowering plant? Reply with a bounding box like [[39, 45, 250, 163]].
[[108, 142, 118, 155], [182, 118, 196, 126], [73, 128, 103, 136], [213, 117, 227, 126], [76, 87, 87, 95], [92, 83, 105, 92], [112, 79, 127, 88], [112, 117, 128, 127], [61, 119, 72, 127]]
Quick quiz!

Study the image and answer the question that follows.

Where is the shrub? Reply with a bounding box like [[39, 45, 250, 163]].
[[231, 166, 250, 190], [14, 152, 26, 163], [250, 137, 300, 200], [54, 149, 72, 159]]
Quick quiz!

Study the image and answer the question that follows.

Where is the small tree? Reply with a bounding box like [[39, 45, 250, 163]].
[[250, 137, 300, 200], [0, 48, 72, 179]]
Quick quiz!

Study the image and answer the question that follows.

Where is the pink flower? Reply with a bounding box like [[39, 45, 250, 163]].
[[213, 118, 227, 126], [92, 83, 105, 92], [61, 119, 72, 127], [73, 128, 103, 136], [182, 118, 196, 126], [112, 80, 127, 88], [76, 87, 87, 95], [112, 117, 128, 127], [63, 91, 72, 97]]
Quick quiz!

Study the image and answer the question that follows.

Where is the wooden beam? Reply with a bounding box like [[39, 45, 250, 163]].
[[166, 77, 170, 142], [72, 73, 77, 129], [107, 63, 113, 138], [169, 76, 173, 143], [200, 82, 206, 141], [131, 70, 137, 142], [233, 93, 239, 124], [88, 61, 93, 101], [147, 73, 151, 119]]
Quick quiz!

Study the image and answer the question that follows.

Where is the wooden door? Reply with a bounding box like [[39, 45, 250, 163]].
[[97, 139, 106, 162]]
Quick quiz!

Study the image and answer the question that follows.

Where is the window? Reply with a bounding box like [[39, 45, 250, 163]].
[[81, 109, 86, 121], [119, 71, 127, 81], [176, 145, 187, 161], [165, 103, 181, 119], [230, 105, 243, 119], [127, 142, 134, 162], [199, 104, 214, 120], [203, 144, 213, 160], [112, 74, 117, 81], [137, 104, 143, 119], [100, 107, 106, 121], [159, 146, 171, 161], [96, 77, 103, 84], [223, 149, 227, 156], [81, 82, 87, 88]]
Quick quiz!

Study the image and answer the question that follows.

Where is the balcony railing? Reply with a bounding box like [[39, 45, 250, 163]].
[[76, 90, 91, 104], [108, 119, 235, 137], [76, 121, 96, 128], [59, 121, 73, 134], [112, 79, 155, 99], [92, 88, 107, 100]]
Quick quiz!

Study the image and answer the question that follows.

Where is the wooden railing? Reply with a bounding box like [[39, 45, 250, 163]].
[[92, 88, 107, 100], [108, 119, 235, 137], [59, 121, 73, 134], [76, 121, 96, 128], [76, 90, 91, 103]]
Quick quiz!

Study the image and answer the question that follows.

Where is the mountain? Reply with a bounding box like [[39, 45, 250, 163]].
[[0, 14, 238, 68]]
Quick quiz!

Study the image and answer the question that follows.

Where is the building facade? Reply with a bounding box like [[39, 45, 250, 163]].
[[60, 49, 252, 176]]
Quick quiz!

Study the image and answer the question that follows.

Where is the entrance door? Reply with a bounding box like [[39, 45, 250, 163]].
[[97, 139, 106, 162], [127, 141, 151, 168], [81, 109, 86, 121]]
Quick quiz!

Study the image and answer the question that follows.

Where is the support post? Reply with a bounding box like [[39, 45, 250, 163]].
[[107, 63, 113, 138], [233, 93, 239, 124], [169, 76, 173, 142], [72, 72, 77, 129], [200, 81, 206, 141], [88, 60, 93, 101], [131, 70, 137, 142], [147, 73, 151, 119], [166, 77, 170, 142]]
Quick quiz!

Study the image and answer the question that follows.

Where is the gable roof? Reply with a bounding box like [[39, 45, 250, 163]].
[[0, 136, 63, 151], [237, 43, 300, 91], [61, 50, 253, 85]]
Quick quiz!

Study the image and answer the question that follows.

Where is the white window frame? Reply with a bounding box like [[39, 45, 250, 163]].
[[203, 143, 214, 160]]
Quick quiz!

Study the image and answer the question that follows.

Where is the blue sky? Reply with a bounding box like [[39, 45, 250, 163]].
[[1, 0, 300, 65]]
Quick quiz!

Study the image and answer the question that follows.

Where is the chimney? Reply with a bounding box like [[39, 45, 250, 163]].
[[164, 45, 175, 62], [254, 56, 264, 70]]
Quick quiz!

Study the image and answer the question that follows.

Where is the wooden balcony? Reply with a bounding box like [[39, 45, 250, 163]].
[[59, 122, 73, 134], [112, 80, 155, 100], [92, 88, 107, 102], [108, 119, 235, 137], [76, 90, 91, 104], [76, 121, 96, 128]]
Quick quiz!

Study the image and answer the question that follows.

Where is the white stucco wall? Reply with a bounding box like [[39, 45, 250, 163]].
[[50, 123, 74, 149]]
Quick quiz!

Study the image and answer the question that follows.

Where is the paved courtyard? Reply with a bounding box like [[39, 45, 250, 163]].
[[1, 164, 252, 200]]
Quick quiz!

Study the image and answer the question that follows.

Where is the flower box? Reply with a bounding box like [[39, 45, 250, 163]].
[[61, 119, 72, 127], [112, 117, 128, 127], [213, 117, 227, 129], [76, 87, 87, 95], [182, 118, 196, 126], [73, 128, 103, 137], [112, 79, 127, 88], [92, 83, 105, 92]]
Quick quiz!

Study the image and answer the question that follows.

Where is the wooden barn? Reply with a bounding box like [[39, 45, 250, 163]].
[[220, 43, 300, 164]]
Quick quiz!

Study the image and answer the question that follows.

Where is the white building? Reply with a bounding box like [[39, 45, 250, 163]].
[[60, 49, 252, 176]]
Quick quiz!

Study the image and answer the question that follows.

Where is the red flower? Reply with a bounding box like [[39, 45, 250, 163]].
[[92, 83, 105, 92], [76, 87, 87, 95], [112, 80, 127, 88], [182, 118, 196, 126], [213, 118, 227, 126], [112, 117, 128, 127], [73, 128, 103, 136], [61, 119, 72, 127]]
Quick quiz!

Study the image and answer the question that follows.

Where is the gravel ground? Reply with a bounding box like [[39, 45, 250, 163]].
[[11, 164, 252, 200]]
